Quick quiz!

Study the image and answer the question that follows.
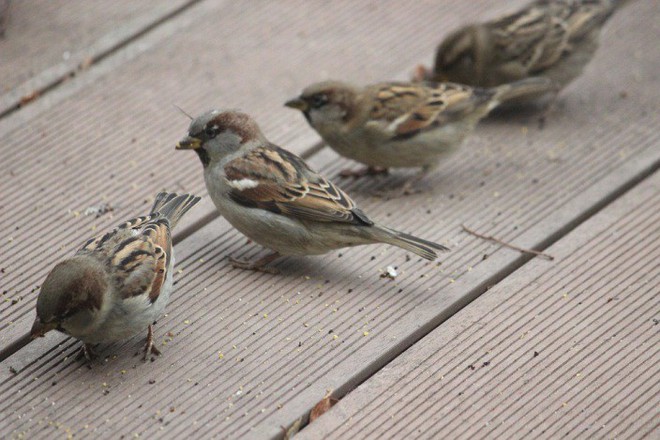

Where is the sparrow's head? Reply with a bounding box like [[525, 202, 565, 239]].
[[285, 81, 359, 129], [176, 110, 265, 167], [31, 258, 106, 339], [432, 25, 486, 85]]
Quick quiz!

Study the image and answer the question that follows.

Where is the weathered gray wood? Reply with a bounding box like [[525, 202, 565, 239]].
[[296, 171, 660, 440], [0, 0, 196, 115], [0, 0, 468, 352], [0, 0, 657, 439]]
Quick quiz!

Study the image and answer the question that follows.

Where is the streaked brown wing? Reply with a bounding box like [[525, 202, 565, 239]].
[[80, 214, 156, 252], [140, 219, 172, 302], [224, 144, 372, 225], [366, 82, 489, 139], [491, 5, 564, 73], [79, 214, 172, 303], [563, 0, 615, 40], [507, 0, 614, 71]]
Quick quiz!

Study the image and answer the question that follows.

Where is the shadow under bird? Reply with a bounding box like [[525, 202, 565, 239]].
[[176, 109, 448, 273], [414, 0, 634, 100], [31, 192, 201, 360], [285, 78, 553, 195]]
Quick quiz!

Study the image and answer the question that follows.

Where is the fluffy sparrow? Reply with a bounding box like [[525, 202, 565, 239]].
[[285, 78, 552, 194], [30, 192, 201, 360], [414, 0, 631, 97], [175, 110, 448, 272]]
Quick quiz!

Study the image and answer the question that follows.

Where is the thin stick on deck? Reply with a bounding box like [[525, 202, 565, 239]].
[[461, 224, 555, 261]]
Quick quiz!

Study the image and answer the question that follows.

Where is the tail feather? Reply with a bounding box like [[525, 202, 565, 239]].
[[151, 192, 177, 212], [491, 77, 557, 107], [151, 191, 201, 228], [374, 225, 449, 261]]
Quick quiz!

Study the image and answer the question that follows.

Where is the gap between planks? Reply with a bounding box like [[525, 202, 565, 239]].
[[0, 140, 324, 362], [292, 162, 660, 437], [0, 0, 204, 120]]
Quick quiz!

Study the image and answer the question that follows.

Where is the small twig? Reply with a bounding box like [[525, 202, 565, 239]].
[[461, 224, 554, 261]]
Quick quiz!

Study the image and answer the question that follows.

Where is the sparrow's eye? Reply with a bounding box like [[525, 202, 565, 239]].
[[205, 124, 221, 138], [310, 94, 329, 109]]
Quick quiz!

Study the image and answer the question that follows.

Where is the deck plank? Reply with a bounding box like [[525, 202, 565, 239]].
[[0, 0, 657, 438], [0, 0, 485, 350], [0, 0, 195, 115], [296, 171, 660, 440]]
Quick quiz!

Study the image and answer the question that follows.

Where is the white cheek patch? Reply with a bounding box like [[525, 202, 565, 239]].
[[228, 178, 260, 190]]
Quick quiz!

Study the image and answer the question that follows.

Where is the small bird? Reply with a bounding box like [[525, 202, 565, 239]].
[[30, 192, 201, 360], [285, 78, 552, 195], [176, 110, 448, 272], [414, 0, 631, 98]]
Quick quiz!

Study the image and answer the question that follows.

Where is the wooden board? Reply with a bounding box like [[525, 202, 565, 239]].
[[0, 0, 657, 439], [297, 171, 660, 440], [0, 0, 195, 114], [0, 0, 494, 351]]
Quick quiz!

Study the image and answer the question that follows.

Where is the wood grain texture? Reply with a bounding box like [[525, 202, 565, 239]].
[[0, 0, 196, 114], [0, 0, 657, 439], [0, 0, 472, 350], [297, 171, 660, 440]]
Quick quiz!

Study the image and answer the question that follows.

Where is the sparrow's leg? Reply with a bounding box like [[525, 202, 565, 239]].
[[143, 324, 161, 361], [411, 64, 430, 82], [537, 91, 560, 128], [375, 167, 430, 199], [228, 252, 280, 274], [339, 166, 388, 179], [76, 343, 97, 362]]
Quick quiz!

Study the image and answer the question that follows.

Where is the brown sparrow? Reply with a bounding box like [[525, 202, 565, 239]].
[[285, 78, 552, 194], [31, 192, 201, 360], [175, 110, 448, 272], [415, 0, 630, 96]]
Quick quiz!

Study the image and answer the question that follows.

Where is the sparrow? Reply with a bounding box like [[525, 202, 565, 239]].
[[175, 110, 448, 272], [414, 0, 632, 98], [285, 77, 553, 195], [30, 192, 201, 361]]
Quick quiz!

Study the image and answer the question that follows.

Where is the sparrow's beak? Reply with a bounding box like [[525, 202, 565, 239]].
[[284, 97, 308, 112], [176, 135, 202, 150], [30, 318, 57, 339]]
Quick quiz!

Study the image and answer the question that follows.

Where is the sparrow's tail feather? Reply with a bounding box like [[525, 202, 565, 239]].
[[372, 225, 449, 261], [151, 192, 202, 228], [151, 192, 177, 212], [490, 77, 557, 107]]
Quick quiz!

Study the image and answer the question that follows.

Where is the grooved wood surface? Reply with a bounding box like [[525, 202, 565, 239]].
[[0, 0, 194, 113], [297, 171, 660, 440], [0, 1, 658, 439], [0, 0, 486, 349]]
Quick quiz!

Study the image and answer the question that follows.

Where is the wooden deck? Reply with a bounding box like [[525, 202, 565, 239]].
[[0, 1, 658, 439]]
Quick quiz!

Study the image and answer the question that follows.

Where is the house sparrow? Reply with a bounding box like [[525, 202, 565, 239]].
[[414, 0, 631, 98], [285, 77, 553, 195], [175, 110, 448, 272], [30, 192, 201, 360]]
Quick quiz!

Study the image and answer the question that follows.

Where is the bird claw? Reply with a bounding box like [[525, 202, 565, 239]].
[[143, 324, 161, 361], [373, 182, 423, 199], [411, 64, 429, 82], [76, 344, 97, 363], [228, 254, 280, 274]]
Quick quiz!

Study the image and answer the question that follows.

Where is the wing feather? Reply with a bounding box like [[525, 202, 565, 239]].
[[224, 144, 373, 226], [364, 82, 493, 140], [77, 213, 173, 303]]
